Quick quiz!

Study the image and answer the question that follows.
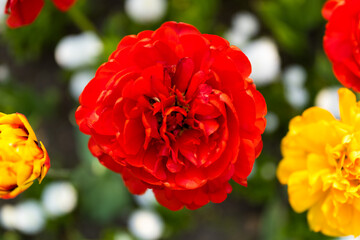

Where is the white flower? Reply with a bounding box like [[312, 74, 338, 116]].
[[0, 0, 7, 31], [128, 209, 164, 240], [125, 0, 167, 24], [41, 181, 78, 217], [0, 205, 17, 230], [315, 86, 341, 119], [55, 32, 103, 70], [0, 65, 10, 83], [224, 30, 248, 48], [232, 12, 259, 40], [14, 201, 45, 235], [337, 237, 360, 240], [284, 86, 309, 109], [243, 37, 281, 86], [225, 12, 260, 47], [283, 65, 307, 88], [69, 70, 95, 100]]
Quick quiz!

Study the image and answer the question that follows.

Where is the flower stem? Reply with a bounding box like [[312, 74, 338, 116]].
[[67, 6, 100, 36]]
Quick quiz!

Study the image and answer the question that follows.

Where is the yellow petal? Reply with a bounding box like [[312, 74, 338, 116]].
[[307, 153, 332, 187], [287, 171, 325, 213], [307, 200, 343, 237], [339, 88, 357, 125]]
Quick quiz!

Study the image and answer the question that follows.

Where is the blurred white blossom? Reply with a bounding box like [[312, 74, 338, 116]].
[[125, 0, 167, 24], [243, 37, 281, 86], [0, 201, 46, 235], [0, 65, 10, 83], [69, 70, 95, 100], [337, 237, 360, 240], [315, 86, 341, 119], [225, 12, 260, 47], [15, 201, 46, 235], [0, 205, 17, 230], [1, 201, 46, 234], [284, 86, 309, 109], [282, 64, 309, 109], [41, 181, 78, 217], [128, 209, 164, 240], [0, 0, 6, 32], [283, 65, 307, 88], [55, 32, 103, 69]]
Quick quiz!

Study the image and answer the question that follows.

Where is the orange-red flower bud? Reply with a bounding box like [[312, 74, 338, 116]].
[[0, 113, 50, 199]]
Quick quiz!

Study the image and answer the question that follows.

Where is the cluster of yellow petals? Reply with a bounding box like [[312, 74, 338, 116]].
[[277, 88, 360, 237], [0, 112, 50, 199]]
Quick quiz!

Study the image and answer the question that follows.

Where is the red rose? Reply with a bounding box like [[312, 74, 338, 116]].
[[5, 0, 76, 28], [75, 22, 267, 210], [323, 0, 360, 91]]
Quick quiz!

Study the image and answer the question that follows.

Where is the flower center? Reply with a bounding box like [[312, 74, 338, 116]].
[[330, 134, 360, 183]]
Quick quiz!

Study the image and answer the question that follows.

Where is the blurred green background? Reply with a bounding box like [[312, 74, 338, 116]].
[[0, 0, 343, 239]]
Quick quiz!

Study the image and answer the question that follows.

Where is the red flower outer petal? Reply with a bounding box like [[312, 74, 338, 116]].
[[52, 0, 76, 11], [6, 0, 44, 28]]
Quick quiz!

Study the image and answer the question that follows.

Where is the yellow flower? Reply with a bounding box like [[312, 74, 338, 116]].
[[277, 88, 360, 237], [0, 113, 50, 199]]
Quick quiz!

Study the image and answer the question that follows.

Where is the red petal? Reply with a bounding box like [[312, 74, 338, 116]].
[[322, 0, 344, 20], [123, 118, 145, 155], [179, 34, 210, 71], [227, 46, 252, 79], [98, 154, 124, 174], [173, 57, 194, 92], [143, 148, 167, 180], [185, 71, 206, 99], [122, 169, 148, 194], [203, 34, 230, 51], [161, 21, 201, 37], [6, 0, 44, 28], [52, 0, 76, 11], [209, 186, 230, 203], [233, 139, 255, 180], [174, 167, 207, 189], [199, 119, 219, 137], [91, 108, 117, 135], [153, 189, 184, 211], [193, 189, 210, 206], [132, 42, 162, 69]]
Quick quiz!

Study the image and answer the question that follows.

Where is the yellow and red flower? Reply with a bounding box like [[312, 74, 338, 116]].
[[278, 88, 360, 237], [4, 0, 76, 28], [0, 112, 50, 199], [76, 21, 267, 210]]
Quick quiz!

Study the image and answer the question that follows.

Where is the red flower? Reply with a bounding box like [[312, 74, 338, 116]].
[[75, 22, 267, 210], [323, 0, 360, 91], [5, 0, 76, 28]]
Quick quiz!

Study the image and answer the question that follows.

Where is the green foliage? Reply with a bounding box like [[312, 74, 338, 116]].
[[2, 2, 70, 61], [261, 199, 335, 240], [0, 80, 59, 127], [72, 132, 131, 224], [168, 0, 219, 32], [256, 0, 325, 55]]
